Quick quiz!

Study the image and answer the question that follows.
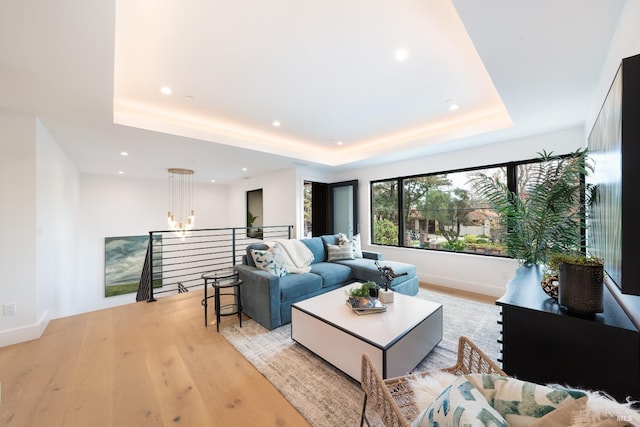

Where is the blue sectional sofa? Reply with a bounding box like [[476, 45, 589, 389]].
[[234, 234, 418, 330]]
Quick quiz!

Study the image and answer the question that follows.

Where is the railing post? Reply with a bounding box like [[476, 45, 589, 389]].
[[148, 231, 156, 302], [232, 228, 237, 265]]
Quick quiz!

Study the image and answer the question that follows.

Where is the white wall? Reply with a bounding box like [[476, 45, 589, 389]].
[[0, 109, 38, 346], [228, 168, 299, 237], [35, 119, 79, 326], [75, 174, 231, 316], [330, 126, 585, 296], [586, 0, 640, 134]]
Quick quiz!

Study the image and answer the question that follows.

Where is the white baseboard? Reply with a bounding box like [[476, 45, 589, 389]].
[[0, 309, 50, 348], [418, 272, 506, 298]]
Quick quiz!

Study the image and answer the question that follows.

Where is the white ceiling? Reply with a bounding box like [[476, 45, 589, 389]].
[[0, 0, 626, 183]]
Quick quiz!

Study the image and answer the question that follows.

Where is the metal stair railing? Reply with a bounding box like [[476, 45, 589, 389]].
[[136, 225, 292, 302]]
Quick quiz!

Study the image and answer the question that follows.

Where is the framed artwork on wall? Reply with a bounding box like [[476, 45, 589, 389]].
[[104, 235, 162, 297]]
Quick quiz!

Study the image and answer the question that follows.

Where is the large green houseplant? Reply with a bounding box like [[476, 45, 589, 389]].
[[469, 148, 594, 267]]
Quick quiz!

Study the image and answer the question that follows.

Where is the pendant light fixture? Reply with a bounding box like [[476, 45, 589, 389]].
[[167, 168, 195, 238]]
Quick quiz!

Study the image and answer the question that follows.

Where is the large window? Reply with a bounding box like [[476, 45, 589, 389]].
[[371, 181, 399, 245], [371, 157, 578, 257]]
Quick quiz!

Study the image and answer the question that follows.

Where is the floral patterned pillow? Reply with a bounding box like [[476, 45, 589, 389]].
[[465, 374, 587, 427], [250, 244, 289, 277], [412, 375, 509, 427]]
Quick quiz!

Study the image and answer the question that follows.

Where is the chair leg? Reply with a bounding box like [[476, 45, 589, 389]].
[[360, 395, 370, 427]]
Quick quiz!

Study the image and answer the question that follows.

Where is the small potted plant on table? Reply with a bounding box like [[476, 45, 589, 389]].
[[347, 281, 380, 298]]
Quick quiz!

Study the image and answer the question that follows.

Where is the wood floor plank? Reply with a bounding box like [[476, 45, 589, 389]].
[[63, 308, 114, 426], [0, 290, 309, 427], [145, 344, 212, 426], [5, 315, 86, 426]]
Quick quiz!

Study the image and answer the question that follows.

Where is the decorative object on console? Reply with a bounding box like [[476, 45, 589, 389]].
[[540, 274, 559, 300]]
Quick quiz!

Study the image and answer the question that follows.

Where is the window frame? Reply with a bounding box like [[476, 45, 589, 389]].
[[370, 154, 583, 258]]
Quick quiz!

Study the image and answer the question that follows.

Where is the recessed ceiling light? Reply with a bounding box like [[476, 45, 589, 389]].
[[337, 141, 343, 146], [160, 86, 172, 95], [272, 121, 281, 127], [120, 151, 128, 156], [211, 179, 216, 183], [117, 171, 124, 175], [242, 167, 248, 172], [449, 103, 460, 111], [395, 48, 409, 61]]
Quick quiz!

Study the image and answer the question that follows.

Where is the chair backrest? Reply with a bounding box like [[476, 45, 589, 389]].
[[361, 353, 410, 427], [360, 336, 506, 426], [448, 336, 506, 376]]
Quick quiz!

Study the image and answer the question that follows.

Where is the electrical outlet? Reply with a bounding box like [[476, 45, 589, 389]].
[[3, 303, 16, 316]]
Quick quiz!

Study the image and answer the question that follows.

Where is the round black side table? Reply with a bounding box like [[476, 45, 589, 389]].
[[201, 269, 243, 332]]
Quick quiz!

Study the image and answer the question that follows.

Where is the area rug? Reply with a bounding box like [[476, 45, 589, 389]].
[[221, 288, 501, 427]]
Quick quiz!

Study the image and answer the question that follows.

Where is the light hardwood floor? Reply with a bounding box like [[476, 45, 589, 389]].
[[0, 284, 494, 426], [0, 291, 309, 426]]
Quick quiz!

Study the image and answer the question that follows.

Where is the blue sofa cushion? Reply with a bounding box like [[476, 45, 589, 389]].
[[245, 243, 269, 268], [321, 234, 339, 247], [279, 272, 323, 301], [300, 237, 326, 264], [310, 262, 354, 287]]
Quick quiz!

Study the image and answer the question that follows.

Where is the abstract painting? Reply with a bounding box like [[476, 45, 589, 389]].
[[104, 234, 161, 297]]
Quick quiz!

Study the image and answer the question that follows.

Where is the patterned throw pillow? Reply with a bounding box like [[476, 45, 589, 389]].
[[337, 233, 363, 258], [326, 243, 355, 261], [250, 244, 289, 277], [412, 376, 509, 427], [465, 374, 587, 427]]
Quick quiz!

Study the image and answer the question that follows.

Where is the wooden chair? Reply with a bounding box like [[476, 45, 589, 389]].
[[360, 336, 507, 427]]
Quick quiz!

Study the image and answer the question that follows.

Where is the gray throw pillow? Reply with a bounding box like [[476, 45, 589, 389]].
[[327, 244, 355, 261]]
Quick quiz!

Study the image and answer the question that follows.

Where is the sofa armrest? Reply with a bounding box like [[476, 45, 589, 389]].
[[362, 250, 382, 260], [234, 264, 282, 330]]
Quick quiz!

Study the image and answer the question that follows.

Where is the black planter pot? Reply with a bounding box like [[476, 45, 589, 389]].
[[558, 262, 604, 315], [369, 288, 379, 298]]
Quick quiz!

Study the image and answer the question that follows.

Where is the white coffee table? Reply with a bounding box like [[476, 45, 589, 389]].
[[291, 284, 443, 380]]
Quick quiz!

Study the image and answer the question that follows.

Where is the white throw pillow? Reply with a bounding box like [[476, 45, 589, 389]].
[[338, 233, 363, 258], [250, 243, 289, 277]]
